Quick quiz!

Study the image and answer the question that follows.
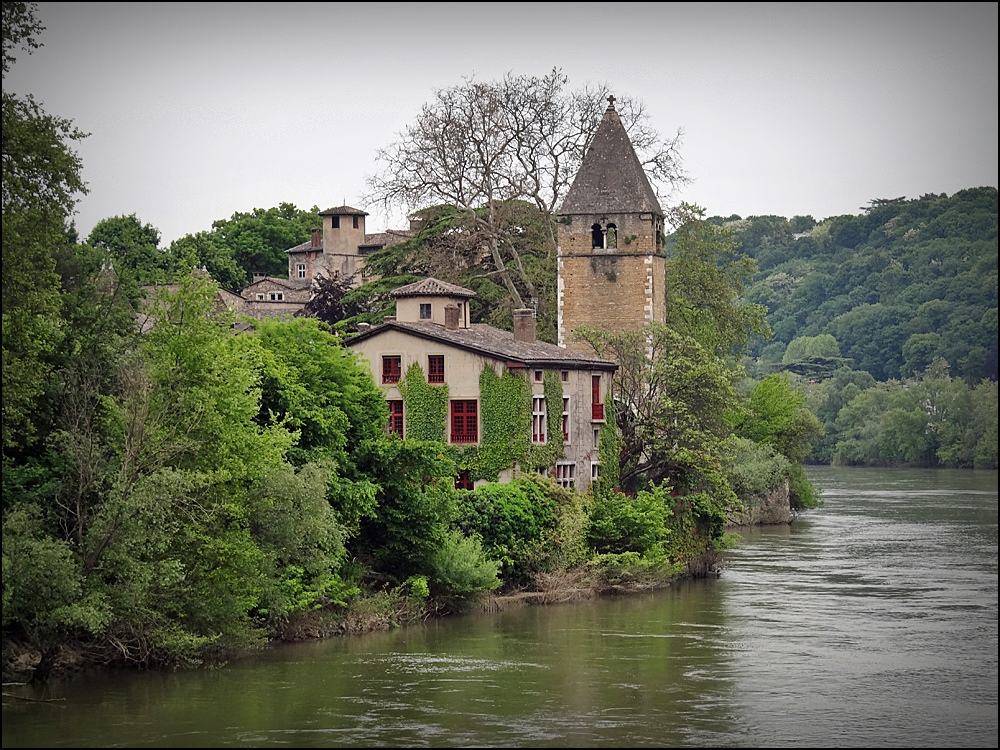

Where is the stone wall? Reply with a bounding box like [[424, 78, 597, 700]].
[[726, 477, 794, 526]]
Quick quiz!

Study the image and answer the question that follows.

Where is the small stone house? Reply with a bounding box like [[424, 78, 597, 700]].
[[240, 205, 411, 318], [345, 277, 618, 494], [239, 275, 312, 318]]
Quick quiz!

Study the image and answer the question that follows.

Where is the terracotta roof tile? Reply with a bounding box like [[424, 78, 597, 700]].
[[390, 277, 477, 299]]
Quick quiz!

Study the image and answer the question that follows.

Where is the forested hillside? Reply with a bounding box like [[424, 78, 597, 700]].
[[714, 188, 997, 468], [726, 188, 997, 383]]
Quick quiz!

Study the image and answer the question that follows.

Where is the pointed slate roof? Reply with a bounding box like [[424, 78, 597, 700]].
[[559, 96, 663, 216], [390, 277, 477, 299]]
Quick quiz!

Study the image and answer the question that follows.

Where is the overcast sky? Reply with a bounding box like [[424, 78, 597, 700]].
[[7, 2, 998, 246]]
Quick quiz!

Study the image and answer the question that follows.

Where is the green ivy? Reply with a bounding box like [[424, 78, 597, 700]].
[[593, 416, 621, 499], [398, 362, 448, 441], [469, 366, 531, 481], [523, 370, 565, 471]]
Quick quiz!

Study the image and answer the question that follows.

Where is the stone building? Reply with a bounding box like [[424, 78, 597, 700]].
[[345, 277, 617, 493], [240, 204, 410, 317], [557, 96, 667, 353]]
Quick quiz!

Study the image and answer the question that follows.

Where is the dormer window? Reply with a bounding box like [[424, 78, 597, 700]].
[[420, 303, 432, 320]]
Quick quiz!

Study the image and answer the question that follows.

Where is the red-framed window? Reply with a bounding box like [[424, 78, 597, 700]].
[[455, 469, 474, 491], [532, 396, 546, 444], [387, 400, 404, 436], [592, 374, 605, 421], [428, 355, 445, 383], [382, 355, 401, 384], [450, 400, 478, 444]]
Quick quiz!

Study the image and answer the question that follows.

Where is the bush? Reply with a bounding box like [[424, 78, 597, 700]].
[[587, 483, 669, 555], [430, 530, 500, 611], [455, 478, 559, 586]]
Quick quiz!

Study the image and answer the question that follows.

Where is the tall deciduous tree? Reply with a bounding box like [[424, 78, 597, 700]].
[[2, 1, 88, 451], [664, 203, 771, 361], [576, 322, 742, 498], [366, 69, 686, 311], [87, 213, 172, 284]]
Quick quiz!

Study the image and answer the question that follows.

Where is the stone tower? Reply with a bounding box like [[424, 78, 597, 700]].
[[318, 205, 368, 280], [557, 96, 666, 353]]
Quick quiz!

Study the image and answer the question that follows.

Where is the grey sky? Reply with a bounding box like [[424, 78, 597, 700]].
[[6, 2, 998, 246]]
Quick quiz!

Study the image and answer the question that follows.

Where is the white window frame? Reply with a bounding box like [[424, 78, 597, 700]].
[[297, 263, 307, 279], [555, 462, 575, 489], [562, 396, 571, 444], [532, 396, 546, 444]]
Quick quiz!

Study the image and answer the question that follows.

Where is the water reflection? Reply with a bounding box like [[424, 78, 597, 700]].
[[3, 467, 997, 748]]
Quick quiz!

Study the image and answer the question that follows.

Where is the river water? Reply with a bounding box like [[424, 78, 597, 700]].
[[3, 466, 997, 748]]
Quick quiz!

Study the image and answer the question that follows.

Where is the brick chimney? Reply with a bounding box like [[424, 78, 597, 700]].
[[311, 228, 321, 247], [444, 303, 460, 331], [513, 308, 536, 343]]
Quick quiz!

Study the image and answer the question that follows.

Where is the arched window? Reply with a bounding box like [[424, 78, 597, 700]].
[[606, 223, 617, 248], [591, 223, 604, 249]]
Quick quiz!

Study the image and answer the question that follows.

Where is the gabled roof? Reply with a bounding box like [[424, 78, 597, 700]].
[[242, 276, 309, 291], [345, 321, 617, 371], [559, 96, 663, 217], [390, 277, 477, 299]]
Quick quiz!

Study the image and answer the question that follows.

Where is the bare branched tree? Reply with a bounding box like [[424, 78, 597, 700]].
[[365, 69, 687, 309]]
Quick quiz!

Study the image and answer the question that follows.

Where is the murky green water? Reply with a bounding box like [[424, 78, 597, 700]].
[[3, 467, 997, 747]]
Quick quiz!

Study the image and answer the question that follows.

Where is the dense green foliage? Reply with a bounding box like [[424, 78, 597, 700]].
[[734, 189, 997, 384], [455, 477, 560, 586], [2, 1, 88, 451], [824, 368, 997, 469], [726, 190, 997, 469], [397, 361, 448, 442], [5, 11, 990, 683], [664, 204, 771, 360]]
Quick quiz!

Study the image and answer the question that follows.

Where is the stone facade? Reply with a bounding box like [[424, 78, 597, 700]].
[[556, 97, 667, 353], [242, 205, 411, 319], [346, 278, 617, 494]]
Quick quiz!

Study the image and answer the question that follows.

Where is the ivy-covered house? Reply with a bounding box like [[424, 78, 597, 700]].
[[345, 277, 617, 493]]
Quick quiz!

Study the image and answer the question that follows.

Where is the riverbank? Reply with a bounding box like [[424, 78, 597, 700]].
[[4, 549, 724, 687]]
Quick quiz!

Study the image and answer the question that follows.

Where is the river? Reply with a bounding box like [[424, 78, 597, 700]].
[[2, 466, 997, 748]]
